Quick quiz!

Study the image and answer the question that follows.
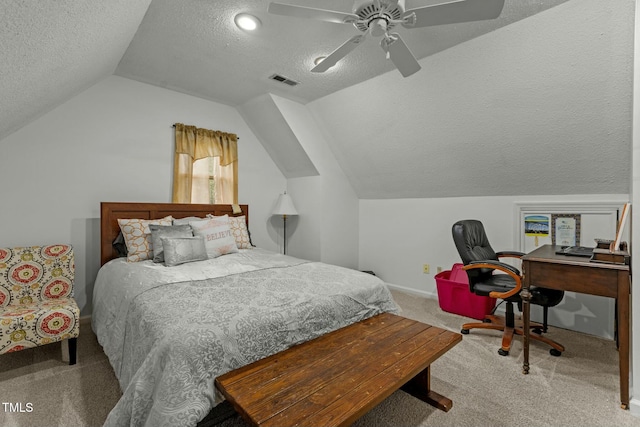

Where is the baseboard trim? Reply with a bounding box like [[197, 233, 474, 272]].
[[385, 283, 437, 300], [385, 282, 507, 316], [629, 398, 640, 417]]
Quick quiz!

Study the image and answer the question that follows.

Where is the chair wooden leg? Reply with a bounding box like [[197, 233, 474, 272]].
[[461, 321, 506, 333], [68, 338, 77, 365]]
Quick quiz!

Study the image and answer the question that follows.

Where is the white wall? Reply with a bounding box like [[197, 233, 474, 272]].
[[271, 95, 360, 269], [284, 176, 323, 261], [359, 194, 628, 338], [629, 0, 640, 416], [0, 75, 286, 316]]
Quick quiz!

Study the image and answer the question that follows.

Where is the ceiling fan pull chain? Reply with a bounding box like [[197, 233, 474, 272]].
[[380, 36, 391, 60]]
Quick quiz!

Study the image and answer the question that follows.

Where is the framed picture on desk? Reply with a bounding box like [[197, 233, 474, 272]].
[[551, 213, 581, 246], [524, 214, 550, 247]]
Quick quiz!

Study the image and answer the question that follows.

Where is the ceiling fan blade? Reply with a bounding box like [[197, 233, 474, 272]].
[[403, 0, 505, 28], [311, 35, 367, 72], [268, 2, 359, 24], [381, 34, 421, 77]]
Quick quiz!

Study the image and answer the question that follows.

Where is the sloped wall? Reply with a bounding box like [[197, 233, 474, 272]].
[[271, 95, 359, 268], [238, 94, 318, 179], [309, 0, 633, 199]]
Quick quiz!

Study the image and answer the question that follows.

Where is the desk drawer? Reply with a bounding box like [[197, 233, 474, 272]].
[[526, 261, 619, 298]]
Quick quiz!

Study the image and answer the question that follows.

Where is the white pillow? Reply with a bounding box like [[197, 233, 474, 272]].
[[189, 215, 239, 258], [117, 216, 173, 262], [207, 214, 253, 249]]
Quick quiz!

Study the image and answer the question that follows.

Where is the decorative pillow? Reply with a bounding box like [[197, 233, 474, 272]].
[[173, 216, 206, 226], [162, 236, 208, 267], [112, 232, 128, 257], [117, 216, 173, 262], [149, 224, 193, 263], [207, 214, 253, 249], [228, 216, 253, 249], [190, 216, 239, 258]]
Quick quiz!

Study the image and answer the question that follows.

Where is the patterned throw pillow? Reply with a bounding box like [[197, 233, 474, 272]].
[[149, 224, 193, 263], [117, 216, 173, 262], [161, 236, 208, 267], [190, 216, 239, 258], [228, 216, 253, 249], [207, 214, 253, 249]]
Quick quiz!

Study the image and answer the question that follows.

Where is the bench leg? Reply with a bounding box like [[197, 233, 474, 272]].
[[401, 366, 453, 412]]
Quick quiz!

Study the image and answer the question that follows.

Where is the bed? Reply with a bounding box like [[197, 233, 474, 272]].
[[92, 202, 399, 427]]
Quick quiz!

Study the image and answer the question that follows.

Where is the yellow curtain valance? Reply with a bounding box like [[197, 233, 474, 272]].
[[173, 123, 238, 166], [172, 123, 238, 204]]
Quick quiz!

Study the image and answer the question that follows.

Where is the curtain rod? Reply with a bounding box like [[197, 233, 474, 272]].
[[171, 124, 239, 139]]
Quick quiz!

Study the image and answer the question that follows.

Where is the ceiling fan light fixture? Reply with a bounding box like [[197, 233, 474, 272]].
[[313, 56, 327, 66], [369, 18, 388, 37], [267, 0, 506, 77], [235, 13, 261, 31]]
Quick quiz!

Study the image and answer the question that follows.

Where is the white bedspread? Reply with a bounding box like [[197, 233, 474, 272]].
[[92, 248, 398, 427]]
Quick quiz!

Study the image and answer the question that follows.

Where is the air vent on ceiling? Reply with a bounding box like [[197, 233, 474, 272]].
[[269, 74, 299, 87]]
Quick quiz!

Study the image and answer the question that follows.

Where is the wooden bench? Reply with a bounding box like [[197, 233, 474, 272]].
[[215, 312, 462, 427]]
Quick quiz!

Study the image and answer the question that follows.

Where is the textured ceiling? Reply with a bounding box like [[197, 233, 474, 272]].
[[0, 0, 152, 142], [114, 0, 572, 106], [0, 0, 633, 200]]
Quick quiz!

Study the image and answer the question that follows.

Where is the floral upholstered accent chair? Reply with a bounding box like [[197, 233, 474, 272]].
[[0, 245, 79, 364]]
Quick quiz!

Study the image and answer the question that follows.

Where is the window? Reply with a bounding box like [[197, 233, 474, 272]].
[[191, 157, 216, 203], [172, 123, 238, 204]]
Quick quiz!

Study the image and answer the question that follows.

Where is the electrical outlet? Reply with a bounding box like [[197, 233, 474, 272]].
[[423, 264, 430, 274]]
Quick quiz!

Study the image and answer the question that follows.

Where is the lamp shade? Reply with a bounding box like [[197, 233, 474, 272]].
[[272, 193, 298, 216]]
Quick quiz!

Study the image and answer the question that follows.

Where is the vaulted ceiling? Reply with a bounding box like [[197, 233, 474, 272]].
[[1, 0, 633, 199], [114, 0, 571, 106]]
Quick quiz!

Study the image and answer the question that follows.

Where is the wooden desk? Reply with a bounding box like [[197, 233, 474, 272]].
[[521, 245, 631, 409]]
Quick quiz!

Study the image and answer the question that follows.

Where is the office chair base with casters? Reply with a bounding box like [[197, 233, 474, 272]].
[[460, 303, 565, 357]]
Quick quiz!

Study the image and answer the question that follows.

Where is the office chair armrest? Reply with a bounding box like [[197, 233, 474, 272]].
[[466, 260, 520, 275], [464, 260, 522, 300], [496, 251, 525, 259]]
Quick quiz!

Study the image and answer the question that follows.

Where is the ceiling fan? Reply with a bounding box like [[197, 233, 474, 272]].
[[268, 0, 505, 77]]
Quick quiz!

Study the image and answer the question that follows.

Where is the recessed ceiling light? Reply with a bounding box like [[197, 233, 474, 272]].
[[235, 13, 261, 31], [314, 56, 327, 66]]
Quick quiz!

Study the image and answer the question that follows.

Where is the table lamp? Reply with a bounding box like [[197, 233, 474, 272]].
[[272, 192, 298, 254]]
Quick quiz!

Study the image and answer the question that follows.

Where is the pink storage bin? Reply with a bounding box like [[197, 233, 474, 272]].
[[435, 263, 496, 320]]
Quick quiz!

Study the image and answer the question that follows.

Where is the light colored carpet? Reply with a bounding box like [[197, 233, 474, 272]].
[[1, 289, 638, 427]]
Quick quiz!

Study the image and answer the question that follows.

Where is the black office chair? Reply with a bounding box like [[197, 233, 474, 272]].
[[452, 219, 565, 357]]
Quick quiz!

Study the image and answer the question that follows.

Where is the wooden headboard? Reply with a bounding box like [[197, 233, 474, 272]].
[[100, 202, 249, 266]]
